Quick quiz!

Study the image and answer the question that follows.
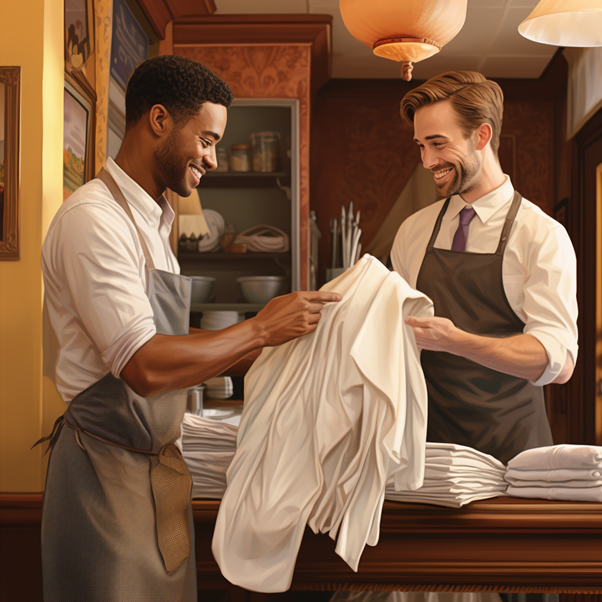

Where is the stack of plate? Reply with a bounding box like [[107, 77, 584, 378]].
[[200, 311, 240, 330], [197, 209, 225, 253]]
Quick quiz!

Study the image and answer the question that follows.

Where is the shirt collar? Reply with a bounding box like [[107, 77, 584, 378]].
[[104, 157, 174, 229], [448, 176, 514, 224]]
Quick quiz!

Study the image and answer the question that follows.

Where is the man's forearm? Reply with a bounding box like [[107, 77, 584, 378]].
[[451, 331, 548, 381]]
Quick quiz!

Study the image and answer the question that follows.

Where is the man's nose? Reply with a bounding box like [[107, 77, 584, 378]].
[[204, 147, 218, 171], [421, 146, 437, 170]]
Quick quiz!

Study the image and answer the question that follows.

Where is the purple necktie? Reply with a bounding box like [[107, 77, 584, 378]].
[[451, 206, 476, 252]]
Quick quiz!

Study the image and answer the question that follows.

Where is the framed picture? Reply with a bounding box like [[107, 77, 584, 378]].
[[0, 66, 21, 261], [65, 0, 96, 98], [64, 75, 95, 200], [110, 0, 149, 90]]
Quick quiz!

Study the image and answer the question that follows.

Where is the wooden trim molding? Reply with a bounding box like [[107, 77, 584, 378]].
[[135, 0, 216, 39], [2, 494, 602, 596], [173, 15, 332, 98], [192, 497, 602, 593]]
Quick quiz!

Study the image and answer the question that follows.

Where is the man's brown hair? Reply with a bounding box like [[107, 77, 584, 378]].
[[400, 71, 504, 157]]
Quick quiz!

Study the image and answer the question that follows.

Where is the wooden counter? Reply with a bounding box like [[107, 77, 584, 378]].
[[2, 493, 601, 601]]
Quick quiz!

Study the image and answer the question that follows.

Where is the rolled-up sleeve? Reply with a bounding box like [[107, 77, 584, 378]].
[[46, 202, 157, 378], [521, 224, 578, 386]]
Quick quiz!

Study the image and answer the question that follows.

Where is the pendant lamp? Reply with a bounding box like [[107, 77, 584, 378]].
[[518, 0, 602, 47], [339, 0, 468, 80]]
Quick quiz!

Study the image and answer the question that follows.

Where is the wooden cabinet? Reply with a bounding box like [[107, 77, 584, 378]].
[[179, 99, 301, 311], [171, 15, 333, 292]]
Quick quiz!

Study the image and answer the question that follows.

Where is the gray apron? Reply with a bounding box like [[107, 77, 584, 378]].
[[415, 191, 553, 464], [39, 169, 197, 602]]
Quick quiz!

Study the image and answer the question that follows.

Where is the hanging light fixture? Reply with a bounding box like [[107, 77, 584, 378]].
[[339, 0, 468, 81], [518, 0, 602, 47]]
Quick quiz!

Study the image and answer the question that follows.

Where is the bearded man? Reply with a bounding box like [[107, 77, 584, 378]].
[[392, 71, 577, 464]]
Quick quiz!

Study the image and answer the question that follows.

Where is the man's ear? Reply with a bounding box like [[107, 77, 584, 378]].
[[148, 104, 172, 138], [474, 123, 492, 151]]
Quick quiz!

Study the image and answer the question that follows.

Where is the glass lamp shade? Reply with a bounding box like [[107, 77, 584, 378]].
[[339, 0, 468, 63], [518, 0, 602, 47]]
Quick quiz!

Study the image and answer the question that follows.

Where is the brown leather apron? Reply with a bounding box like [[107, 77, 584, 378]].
[[38, 169, 197, 601], [415, 191, 553, 464]]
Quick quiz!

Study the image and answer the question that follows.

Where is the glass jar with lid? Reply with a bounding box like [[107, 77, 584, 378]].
[[251, 131, 281, 172], [229, 144, 251, 172], [215, 147, 229, 172]]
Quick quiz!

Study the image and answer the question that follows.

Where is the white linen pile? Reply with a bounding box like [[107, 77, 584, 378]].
[[505, 444, 602, 502], [212, 255, 434, 593], [181, 412, 239, 500], [385, 442, 508, 508]]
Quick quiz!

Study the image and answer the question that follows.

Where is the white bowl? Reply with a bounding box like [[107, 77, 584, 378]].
[[236, 276, 289, 304], [190, 276, 216, 304]]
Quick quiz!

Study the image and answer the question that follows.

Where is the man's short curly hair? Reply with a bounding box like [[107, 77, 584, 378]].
[[125, 55, 233, 127]]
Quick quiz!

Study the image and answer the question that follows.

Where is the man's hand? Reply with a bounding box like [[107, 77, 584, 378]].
[[254, 290, 342, 347], [404, 315, 459, 352], [404, 314, 558, 382]]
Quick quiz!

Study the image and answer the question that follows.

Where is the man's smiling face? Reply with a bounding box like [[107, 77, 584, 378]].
[[154, 101, 228, 197], [413, 99, 482, 199]]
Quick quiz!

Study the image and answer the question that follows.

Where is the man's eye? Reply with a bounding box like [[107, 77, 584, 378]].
[[200, 138, 212, 147]]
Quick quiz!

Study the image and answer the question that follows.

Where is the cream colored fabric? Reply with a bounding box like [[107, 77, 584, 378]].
[[505, 444, 602, 502], [212, 255, 433, 593], [385, 442, 508, 508]]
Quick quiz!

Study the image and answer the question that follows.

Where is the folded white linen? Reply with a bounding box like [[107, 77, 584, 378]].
[[505, 467, 602, 482], [212, 255, 433, 593], [505, 477, 602, 488], [506, 484, 602, 502], [507, 444, 602, 470]]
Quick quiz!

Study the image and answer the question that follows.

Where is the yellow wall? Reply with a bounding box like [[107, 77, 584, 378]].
[[0, 0, 65, 491]]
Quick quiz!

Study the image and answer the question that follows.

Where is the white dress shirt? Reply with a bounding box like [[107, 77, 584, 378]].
[[42, 158, 179, 402], [390, 176, 578, 387]]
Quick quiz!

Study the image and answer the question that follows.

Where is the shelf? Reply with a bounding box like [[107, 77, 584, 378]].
[[178, 251, 291, 262], [190, 303, 264, 313], [201, 171, 289, 188]]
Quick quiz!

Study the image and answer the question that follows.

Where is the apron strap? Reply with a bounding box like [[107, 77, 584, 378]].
[[96, 168, 157, 270], [495, 190, 522, 255], [426, 198, 451, 251]]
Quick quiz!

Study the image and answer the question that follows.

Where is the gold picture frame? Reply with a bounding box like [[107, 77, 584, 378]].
[[0, 66, 21, 261], [64, 0, 96, 100], [64, 73, 96, 201]]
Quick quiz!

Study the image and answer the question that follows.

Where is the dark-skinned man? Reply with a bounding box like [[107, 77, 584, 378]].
[[40, 55, 340, 602]]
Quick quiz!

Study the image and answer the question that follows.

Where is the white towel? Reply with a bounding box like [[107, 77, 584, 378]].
[[212, 255, 433, 593], [506, 484, 602, 503], [505, 477, 602, 488], [505, 467, 602, 482], [507, 444, 602, 470]]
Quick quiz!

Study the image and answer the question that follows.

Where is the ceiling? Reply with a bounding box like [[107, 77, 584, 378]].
[[212, 0, 557, 80]]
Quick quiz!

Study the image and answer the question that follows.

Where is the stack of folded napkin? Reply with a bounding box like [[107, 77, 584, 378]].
[[385, 442, 507, 508], [505, 444, 602, 502], [181, 412, 239, 500]]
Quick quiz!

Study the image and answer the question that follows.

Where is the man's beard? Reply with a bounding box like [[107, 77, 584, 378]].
[[437, 144, 481, 198], [154, 129, 190, 197]]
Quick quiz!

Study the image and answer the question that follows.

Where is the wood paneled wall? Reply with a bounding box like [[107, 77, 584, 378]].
[[310, 62, 565, 285]]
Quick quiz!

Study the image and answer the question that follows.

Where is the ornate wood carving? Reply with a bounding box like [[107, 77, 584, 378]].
[[173, 15, 332, 98], [134, 0, 216, 39], [174, 44, 313, 290]]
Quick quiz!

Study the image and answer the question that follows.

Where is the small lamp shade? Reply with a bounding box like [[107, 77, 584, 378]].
[[518, 0, 602, 47], [339, 0, 468, 63]]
